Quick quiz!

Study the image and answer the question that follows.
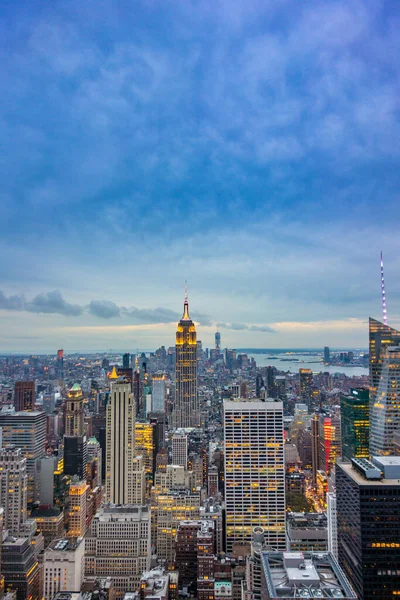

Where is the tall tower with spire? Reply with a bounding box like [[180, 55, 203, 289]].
[[173, 289, 200, 428]]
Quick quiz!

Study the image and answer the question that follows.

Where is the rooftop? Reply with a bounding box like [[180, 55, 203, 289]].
[[338, 457, 400, 486], [261, 551, 357, 599]]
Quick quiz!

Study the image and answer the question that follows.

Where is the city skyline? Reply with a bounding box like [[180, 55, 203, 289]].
[[1, 0, 400, 352]]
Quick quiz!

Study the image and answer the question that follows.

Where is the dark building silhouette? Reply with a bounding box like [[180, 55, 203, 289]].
[[14, 381, 35, 411]]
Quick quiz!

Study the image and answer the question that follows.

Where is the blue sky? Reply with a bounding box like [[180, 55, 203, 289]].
[[1, 0, 400, 352]]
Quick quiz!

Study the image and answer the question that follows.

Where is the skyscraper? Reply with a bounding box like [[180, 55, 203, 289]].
[[215, 331, 221, 352], [0, 408, 46, 503], [172, 430, 188, 469], [56, 349, 64, 381], [341, 388, 370, 461], [337, 456, 400, 600], [370, 344, 400, 456], [369, 317, 400, 409], [224, 399, 286, 552], [65, 383, 84, 436], [14, 381, 35, 412], [174, 292, 199, 428], [299, 369, 313, 408], [324, 346, 330, 363], [152, 373, 166, 412], [105, 380, 145, 504], [0, 446, 28, 534], [122, 352, 131, 368], [319, 414, 341, 476]]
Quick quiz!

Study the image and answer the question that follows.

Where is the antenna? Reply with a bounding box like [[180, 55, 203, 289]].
[[184, 280, 188, 302], [380, 251, 388, 325]]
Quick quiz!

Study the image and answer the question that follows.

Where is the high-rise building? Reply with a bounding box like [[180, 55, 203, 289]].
[[64, 435, 87, 480], [84, 505, 151, 597], [14, 381, 35, 412], [223, 399, 286, 552], [155, 490, 201, 562], [0, 446, 28, 534], [65, 384, 84, 437], [299, 369, 313, 408], [337, 456, 400, 600], [172, 430, 188, 469], [369, 317, 400, 403], [67, 478, 89, 538], [324, 346, 330, 363], [265, 367, 276, 398], [152, 373, 166, 412], [43, 538, 85, 600], [341, 388, 370, 461], [311, 414, 320, 486], [327, 491, 338, 559], [174, 293, 199, 428], [86, 436, 102, 489], [1, 536, 40, 600], [319, 414, 341, 476], [135, 421, 156, 487], [122, 352, 131, 368], [0, 409, 46, 504], [370, 344, 400, 456], [56, 349, 64, 381], [215, 331, 221, 352], [105, 381, 145, 505]]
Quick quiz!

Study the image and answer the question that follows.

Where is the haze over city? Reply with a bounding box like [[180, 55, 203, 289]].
[[1, 0, 400, 352]]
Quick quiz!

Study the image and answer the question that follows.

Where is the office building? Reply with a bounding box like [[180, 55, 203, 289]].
[[1, 536, 40, 600], [0, 446, 27, 534], [341, 388, 369, 460], [223, 399, 286, 552], [311, 414, 320, 486], [327, 492, 338, 559], [286, 513, 328, 552], [299, 369, 313, 408], [260, 551, 356, 599], [122, 353, 130, 368], [151, 373, 166, 412], [265, 366, 276, 398], [175, 520, 203, 588], [370, 344, 400, 456], [30, 505, 64, 547], [43, 538, 85, 600], [319, 414, 341, 476], [14, 381, 35, 412], [156, 490, 201, 562], [67, 478, 89, 538], [215, 331, 221, 352], [84, 505, 150, 597], [174, 293, 200, 428], [64, 435, 87, 480], [65, 384, 84, 437], [139, 569, 170, 600], [105, 381, 145, 505], [172, 430, 188, 469], [324, 346, 330, 363], [86, 437, 102, 489], [56, 349, 64, 381], [0, 409, 46, 504], [336, 456, 400, 600]]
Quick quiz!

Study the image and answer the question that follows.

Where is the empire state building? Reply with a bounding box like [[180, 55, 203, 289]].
[[173, 292, 200, 428]]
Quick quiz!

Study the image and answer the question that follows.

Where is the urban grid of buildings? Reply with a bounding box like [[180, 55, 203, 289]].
[[0, 292, 399, 600]]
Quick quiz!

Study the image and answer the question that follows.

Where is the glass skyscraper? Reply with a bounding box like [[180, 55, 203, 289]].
[[341, 388, 369, 461]]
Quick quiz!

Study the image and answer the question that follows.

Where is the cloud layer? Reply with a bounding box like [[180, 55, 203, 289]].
[[0, 0, 399, 351]]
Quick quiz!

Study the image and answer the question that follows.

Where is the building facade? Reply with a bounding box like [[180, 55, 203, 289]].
[[43, 538, 85, 600], [0, 446, 28, 534], [174, 294, 199, 428], [14, 381, 35, 412], [223, 399, 286, 552], [336, 456, 400, 600], [341, 388, 370, 461]]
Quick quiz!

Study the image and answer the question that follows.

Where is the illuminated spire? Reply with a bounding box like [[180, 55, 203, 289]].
[[109, 365, 118, 379], [380, 251, 388, 325], [182, 281, 190, 320]]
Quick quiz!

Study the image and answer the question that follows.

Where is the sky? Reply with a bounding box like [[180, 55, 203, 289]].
[[1, 0, 400, 353]]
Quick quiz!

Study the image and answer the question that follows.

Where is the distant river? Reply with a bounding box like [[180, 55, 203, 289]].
[[248, 353, 368, 377]]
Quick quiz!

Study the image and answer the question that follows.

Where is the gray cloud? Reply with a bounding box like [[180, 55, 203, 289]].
[[122, 306, 181, 324], [88, 300, 120, 319], [26, 290, 83, 317], [0, 291, 25, 311], [191, 312, 213, 327], [217, 322, 276, 333]]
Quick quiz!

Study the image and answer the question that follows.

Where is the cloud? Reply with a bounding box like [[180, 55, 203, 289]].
[[88, 300, 120, 319], [26, 290, 83, 317], [217, 322, 276, 333], [0, 291, 25, 311], [122, 306, 181, 324]]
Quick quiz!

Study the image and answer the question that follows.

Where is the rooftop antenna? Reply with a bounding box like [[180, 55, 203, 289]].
[[380, 251, 388, 325]]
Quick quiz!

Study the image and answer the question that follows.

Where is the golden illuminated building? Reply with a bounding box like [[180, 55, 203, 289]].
[[173, 292, 200, 428], [156, 491, 201, 562], [67, 478, 89, 538], [135, 422, 156, 492], [65, 383, 84, 437]]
